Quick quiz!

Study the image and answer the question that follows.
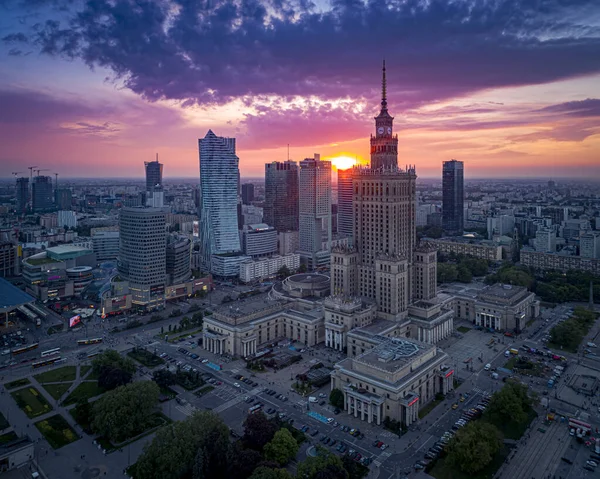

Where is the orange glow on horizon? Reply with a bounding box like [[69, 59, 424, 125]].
[[325, 154, 366, 170]]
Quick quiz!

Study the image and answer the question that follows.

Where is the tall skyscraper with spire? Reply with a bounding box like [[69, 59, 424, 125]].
[[330, 62, 435, 322]]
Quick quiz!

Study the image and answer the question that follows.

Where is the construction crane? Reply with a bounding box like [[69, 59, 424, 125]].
[[28, 166, 37, 183], [35, 168, 50, 176]]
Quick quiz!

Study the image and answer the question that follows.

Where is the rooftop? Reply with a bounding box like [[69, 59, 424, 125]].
[[0, 278, 34, 312], [288, 273, 329, 284], [46, 244, 93, 260], [355, 337, 434, 373]]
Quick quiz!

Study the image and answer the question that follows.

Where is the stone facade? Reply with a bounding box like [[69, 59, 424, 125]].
[[331, 337, 453, 426]]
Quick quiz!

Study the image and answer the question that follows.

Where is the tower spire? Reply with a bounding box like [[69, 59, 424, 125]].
[[381, 59, 387, 110]]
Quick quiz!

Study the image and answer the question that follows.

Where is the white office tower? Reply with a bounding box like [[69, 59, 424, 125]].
[[57, 210, 77, 228], [298, 154, 332, 269], [117, 207, 166, 310], [146, 187, 165, 208], [198, 130, 246, 277]]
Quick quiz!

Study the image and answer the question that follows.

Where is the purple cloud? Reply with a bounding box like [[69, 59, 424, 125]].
[[535, 99, 600, 117], [3, 0, 599, 111]]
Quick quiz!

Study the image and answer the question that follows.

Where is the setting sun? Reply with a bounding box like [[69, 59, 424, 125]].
[[329, 155, 357, 170]]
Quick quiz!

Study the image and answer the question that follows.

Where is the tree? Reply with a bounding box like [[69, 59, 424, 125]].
[[329, 388, 345, 409], [92, 381, 159, 443], [437, 263, 458, 283], [341, 455, 369, 479], [484, 382, 531, 430], [135, 411, 230, 479], [92, 349, 136, 391], [264, 429, 299, 466], [227, 442, 263, 479], [298, 263, 308, 273], [243, 411, 277, 451], [456, 265, 472, 283], [152, 369, 176, 389], [297, 451, 348, 479], [445, 421, 502, 474], [277, 265, 291, 278], [248, 467, 293, 479]]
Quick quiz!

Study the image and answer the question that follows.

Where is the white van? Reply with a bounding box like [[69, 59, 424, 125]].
[[308, 396, 318, 403], [504, 350, 510, 357], [484, 363, 491, 371]]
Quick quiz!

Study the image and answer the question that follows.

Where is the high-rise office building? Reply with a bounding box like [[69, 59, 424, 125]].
[[298, 154, 332, 268], [32, 176, 53, 212], [166, 236, 192, 285], [442, 159, 464, 236], [117, 207, 166, 310], [145, 156, 163, 191], [241, 184, 255, 205], [331, 62, 434, 321], [264, 161, 299, 232], [337, 168, 354, 240], [55, 188, 72, 210], [15, 177, 29, 215], [198, 130, 244, 276]]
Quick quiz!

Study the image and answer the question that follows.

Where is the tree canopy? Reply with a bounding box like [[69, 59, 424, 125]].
[[92, 380, 159, 443], [296, 451, 349, 479], [248, 467, 294, 479], [243, 411, 278, 451], [135, 411, 230, 479], [92, 349, 136, 390], [445, 421, 502, 474], [263, 428, 299, 466], [484, 382, 532, 431], [329, 388, 344, 409]]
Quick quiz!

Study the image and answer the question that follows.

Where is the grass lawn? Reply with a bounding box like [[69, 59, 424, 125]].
[[42, 383, 73, 401], [0, 411, 9, 430], [419, 396, 445, 419], [4, 378, 30, 390], [69, 403, 93, 434], [493, 410, 538, 440], [457, 326, 471, 333], [428, 444, 512, 479], [11, 387, 53, 419], [63, 381, 105, 406], [127, 348, 165, 368], [504, 356, 518, 370], [34, 366, 76, 383], [0, 431, 19, 445], [158, 385, 177, 402], [80, 365, 92, 377], [35, 414, 79, 449], [96, 412, 172, 451]]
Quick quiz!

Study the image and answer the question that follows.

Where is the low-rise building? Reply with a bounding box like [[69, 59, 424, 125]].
[[428, 237, 502, 261], [521, 249, 600, 275], [239, 254, 300, 283], [201, 294, 325, 357], [331, 337, 453, 426], [443, 282, 539, 333]]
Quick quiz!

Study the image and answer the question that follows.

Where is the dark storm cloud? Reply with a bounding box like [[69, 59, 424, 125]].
[[4, 0, 600, 109], [536, 98, 600, 117]]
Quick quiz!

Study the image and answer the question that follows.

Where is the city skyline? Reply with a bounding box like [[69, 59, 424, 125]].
[[1, 1, 600, 179]]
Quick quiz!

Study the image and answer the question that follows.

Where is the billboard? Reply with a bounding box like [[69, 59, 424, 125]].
[[193, 220, 199, 237], [69, 315, 81, 328]]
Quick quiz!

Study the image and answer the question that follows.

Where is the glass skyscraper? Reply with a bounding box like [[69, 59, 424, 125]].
[[264, 161, 299, 232], [336, 168, 354, 241], [442, 159, 464, 236], [198, 130, 243, 275]]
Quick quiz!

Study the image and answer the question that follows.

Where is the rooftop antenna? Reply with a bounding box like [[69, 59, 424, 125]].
[[381, 59, 387, 110], [287, 144, 290, 161], [54, 173, 59, 190]]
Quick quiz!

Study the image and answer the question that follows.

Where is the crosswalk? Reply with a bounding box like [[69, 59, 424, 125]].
[[176, 403, 197, 417], [380, 430, 397, 439], [213, 387, 262, 413], [373, 451, 392, 467], [472, 387, 489, 396]]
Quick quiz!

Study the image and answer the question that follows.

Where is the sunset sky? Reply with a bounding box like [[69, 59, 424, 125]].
[[1, 0, 599, 179]]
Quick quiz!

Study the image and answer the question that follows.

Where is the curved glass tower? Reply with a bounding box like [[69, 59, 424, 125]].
[[198, 130, 243, 275]]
